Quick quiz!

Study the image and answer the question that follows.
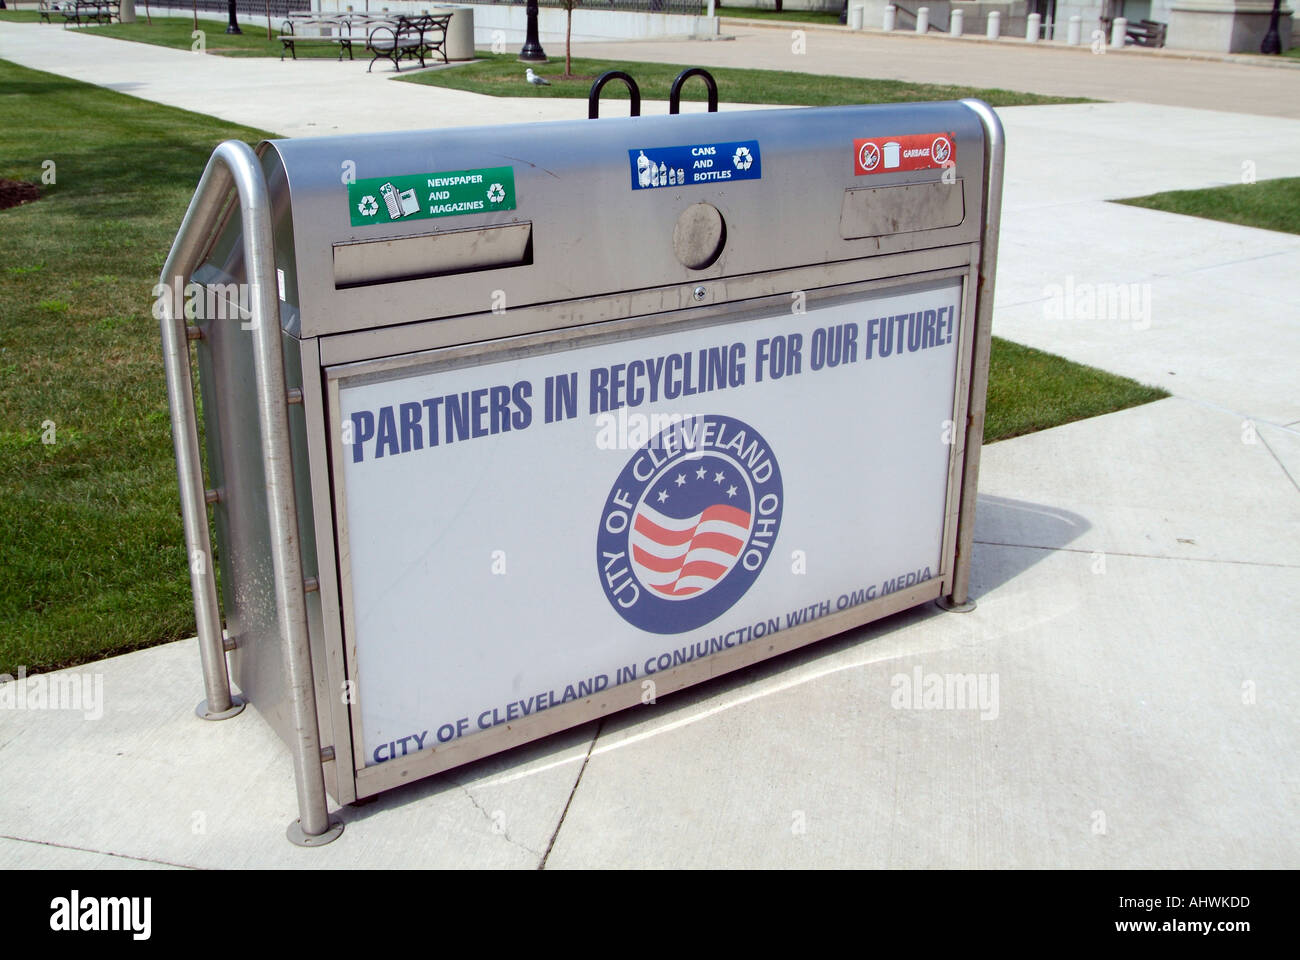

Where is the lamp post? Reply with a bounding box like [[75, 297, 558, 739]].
[[519, 0, 547, 62], [1261, 0, 1282, 54], [226, 0, 242, 34]]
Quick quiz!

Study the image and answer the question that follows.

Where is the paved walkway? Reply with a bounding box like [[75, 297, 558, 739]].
[[0, 22, 775, 137], [1, 20, 1297, 867], [576, 23, 1300, 119]]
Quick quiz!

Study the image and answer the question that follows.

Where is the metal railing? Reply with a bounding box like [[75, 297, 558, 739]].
[[892, 2, 948, 32], [159, 139, 341, 847]]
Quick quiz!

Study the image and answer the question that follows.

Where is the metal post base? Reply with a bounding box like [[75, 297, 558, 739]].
[[936, 596, 977, 613], [287, 818, 344, 847], [196, 696, 247, 721]]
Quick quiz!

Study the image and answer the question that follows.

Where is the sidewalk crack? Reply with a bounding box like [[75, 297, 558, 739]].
[[539, 720, 603, 870], [0, 833, 193, 869], [973, 541, 1300, 568], [1257, 431, 1300, 495], [452, 781, 544, 861]]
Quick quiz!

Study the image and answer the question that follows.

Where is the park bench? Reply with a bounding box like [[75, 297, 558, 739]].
[[55, 0, 120, 27], [365, 14, 451, 73], [1125, 19, 1167, 48], [279, 13, 450, 72], [279, 14, 365, 62]]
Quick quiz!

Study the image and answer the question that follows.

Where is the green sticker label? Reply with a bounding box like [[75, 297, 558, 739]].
[[348, 167, 516, 226]]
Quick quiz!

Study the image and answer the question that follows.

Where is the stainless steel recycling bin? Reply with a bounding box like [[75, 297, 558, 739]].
[[159, 101, 1004, 844]]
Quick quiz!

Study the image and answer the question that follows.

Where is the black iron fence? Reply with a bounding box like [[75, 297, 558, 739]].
[[147, 0, 311, 16], [142, 0, 706, 17], [491, 0, 707, 13], [139, 0, 708, 14]]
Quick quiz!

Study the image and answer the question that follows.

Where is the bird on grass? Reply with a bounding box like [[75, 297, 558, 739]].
[[525, 68, 551, 86]]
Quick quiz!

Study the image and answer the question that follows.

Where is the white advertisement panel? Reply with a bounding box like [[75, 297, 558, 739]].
[[337, 278, 963, 767]]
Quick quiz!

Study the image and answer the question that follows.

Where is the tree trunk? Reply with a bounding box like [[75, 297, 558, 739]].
[[265, 0, 271, 39], [192, 0, 197, 32], [565, 7, 572, 78]]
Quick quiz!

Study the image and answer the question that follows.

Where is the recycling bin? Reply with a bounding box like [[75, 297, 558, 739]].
[[159, 100, 1004, 844]]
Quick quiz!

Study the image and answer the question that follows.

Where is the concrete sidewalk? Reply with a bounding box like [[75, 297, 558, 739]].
[[572, 24, 1300, 119], [2, 397, 1295, 868], [0, 22, 776, 138], [0, 20, 1297, 868]]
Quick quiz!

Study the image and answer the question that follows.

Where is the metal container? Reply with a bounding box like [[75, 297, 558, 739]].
[[160, 101, 1004, 844]]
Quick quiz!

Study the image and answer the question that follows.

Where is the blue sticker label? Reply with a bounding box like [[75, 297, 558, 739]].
[[628, 140, 761, 190]]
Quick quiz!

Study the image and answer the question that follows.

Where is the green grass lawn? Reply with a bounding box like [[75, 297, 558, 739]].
[[400, 51, 1087, 107], [91, 15, 347, 58], [3, 11, 1087, 104], [985, 338, 1166, 443], [1117, 177, 1300, 236], [0, 10, 339, 57], [0, 59, 272, 676], [0, 58, 1155, 676]]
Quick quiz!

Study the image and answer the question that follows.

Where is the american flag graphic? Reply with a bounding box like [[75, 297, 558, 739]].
[[629, 455, 752, 599]]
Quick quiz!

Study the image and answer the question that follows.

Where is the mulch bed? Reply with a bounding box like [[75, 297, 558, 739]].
[[0, 179, 41, 211]]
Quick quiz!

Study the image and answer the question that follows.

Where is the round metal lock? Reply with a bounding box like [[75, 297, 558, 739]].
[[693, 286, 707, 302], [673, 203, 726, 271]]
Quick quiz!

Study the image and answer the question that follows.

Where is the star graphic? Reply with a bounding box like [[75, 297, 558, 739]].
[[714, 471, 725, 483], [726, 484, 738, 499], [695, 466, 707, 479], [657, 489, 669, 504], [675, 473, 686, 487]]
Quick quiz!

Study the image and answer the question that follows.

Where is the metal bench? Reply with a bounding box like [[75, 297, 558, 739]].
[[279, 13, 449, 72], [366, 14, 451, 73], [1126, 19, 1167, 48], [279, 15, 367, 62], [59, 1, 119, 26]]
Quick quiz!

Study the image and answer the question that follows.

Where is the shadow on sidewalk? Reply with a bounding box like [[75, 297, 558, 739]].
[[330, 494, 1089, 839], [971, 493, 1091, 595]]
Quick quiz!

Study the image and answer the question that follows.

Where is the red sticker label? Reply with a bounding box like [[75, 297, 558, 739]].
[[853, 133, 955, 175]]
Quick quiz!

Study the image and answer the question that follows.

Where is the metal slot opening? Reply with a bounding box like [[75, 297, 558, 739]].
[[332, 222, 533, 288], [840, 181, 965, 240]]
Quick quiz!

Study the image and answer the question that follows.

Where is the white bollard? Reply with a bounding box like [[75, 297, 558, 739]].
[[1067, 15, 1081, 45], [849, 4, 864, 30], [1112, 16, 1128, 47], [987, 10, 1001, 39], [1026, 12, 1040, 42], [883, 4, 897, 31], [951, 9, 963, 35], [917, 6, 929, 33]]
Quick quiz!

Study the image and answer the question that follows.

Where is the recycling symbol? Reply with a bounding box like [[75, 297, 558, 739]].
[[486, 182, 506, 204], [732, 146, 754, 171], [357, 195, 378, 217]]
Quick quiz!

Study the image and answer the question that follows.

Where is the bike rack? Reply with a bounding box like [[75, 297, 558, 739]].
[[588, 71, 642, 119], [669, 68, 719, 115]]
